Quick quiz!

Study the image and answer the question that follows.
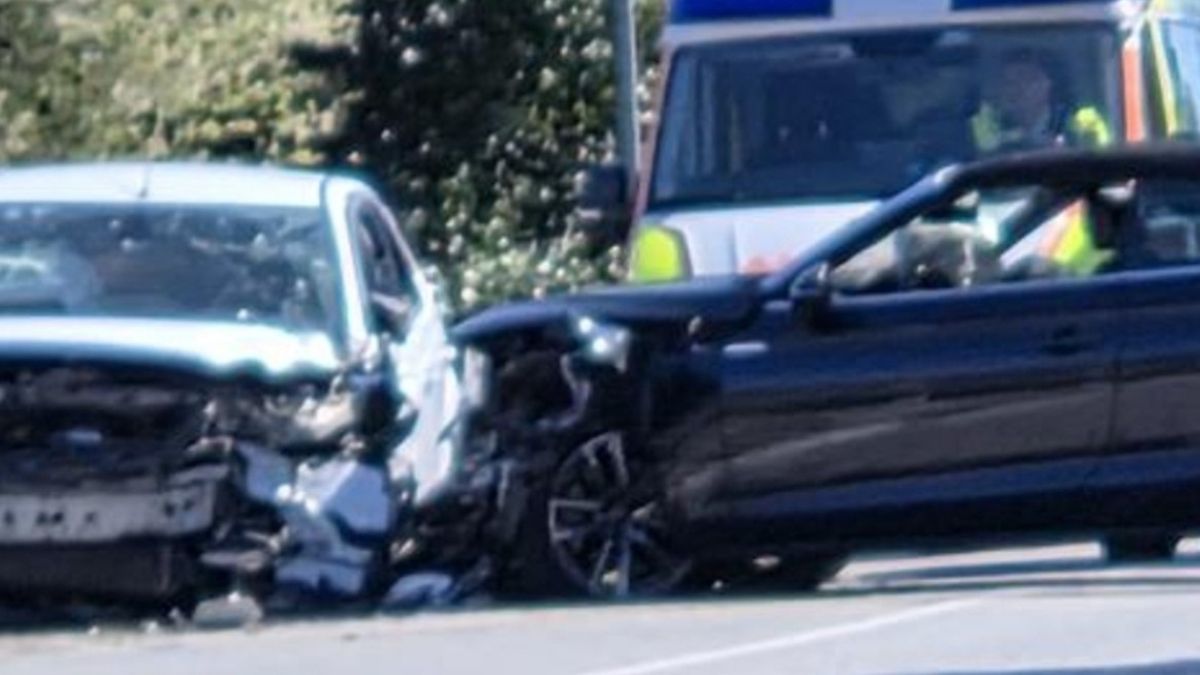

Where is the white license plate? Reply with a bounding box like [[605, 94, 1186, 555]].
[[0, 470, 220, 544]]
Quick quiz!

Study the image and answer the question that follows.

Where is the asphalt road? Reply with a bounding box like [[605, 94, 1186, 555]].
[[3, 540, 1200, 675]]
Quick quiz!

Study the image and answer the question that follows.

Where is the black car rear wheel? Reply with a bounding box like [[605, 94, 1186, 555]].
[[1104, 533, 1180, 563], [504, 432, 692, 599]]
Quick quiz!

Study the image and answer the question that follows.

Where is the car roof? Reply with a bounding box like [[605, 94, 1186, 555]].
[[0, 162, 333, 208], [950, 143, 1200, 189]]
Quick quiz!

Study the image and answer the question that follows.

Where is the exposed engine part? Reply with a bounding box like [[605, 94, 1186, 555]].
[[0, 369, 209, 487], [205, 382, 373, 452], [538, 355, 593, 434], [570, 315, 633, 372], [231, 443, 396, 597], [0, 364, 411, 606], [440, 319, 661, 598]]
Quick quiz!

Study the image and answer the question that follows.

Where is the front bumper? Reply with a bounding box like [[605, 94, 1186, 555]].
[[0, 466, 223, 545], [0, 467, 227, 600]]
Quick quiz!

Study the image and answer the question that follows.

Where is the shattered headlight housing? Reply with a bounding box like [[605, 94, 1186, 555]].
[[571, 314, 632, 371], [462, 347, 491, 412]]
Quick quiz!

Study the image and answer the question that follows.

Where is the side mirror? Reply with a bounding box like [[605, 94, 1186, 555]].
[[576, 164, 632, 242], [789, 263, 833, 325]]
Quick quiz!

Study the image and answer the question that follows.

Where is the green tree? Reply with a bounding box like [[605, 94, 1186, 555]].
[[0, 1, 67, 159], [0, 0, 349, 163], [327, 0, 666, 309]]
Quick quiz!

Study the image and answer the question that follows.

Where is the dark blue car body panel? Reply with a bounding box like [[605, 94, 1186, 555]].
[[462, 146, 1200, 559]]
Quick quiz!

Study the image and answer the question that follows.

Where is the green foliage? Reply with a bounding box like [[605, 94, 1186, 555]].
[[0, 0, 349, 163], [328, 0, 665, 308], [0, 0, 666, 311], [0, 1, 63, 159]]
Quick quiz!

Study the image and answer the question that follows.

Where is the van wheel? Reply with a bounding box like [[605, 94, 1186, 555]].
[[503, 432, 692, 599], [1104, 533, 1180, 563]]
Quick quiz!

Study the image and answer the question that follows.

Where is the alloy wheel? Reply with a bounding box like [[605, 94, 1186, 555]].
[[546, 432, 691, 598]]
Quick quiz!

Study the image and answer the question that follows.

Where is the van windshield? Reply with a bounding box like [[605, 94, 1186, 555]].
[[651, 26, 1121, 209]]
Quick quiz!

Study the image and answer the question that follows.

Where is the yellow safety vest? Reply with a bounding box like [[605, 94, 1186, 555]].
[[1051, 107, 1115, 275], [971, 104, 1114, 275], [970, 104, 1113, 154], [1038, 202, 1114, 275]]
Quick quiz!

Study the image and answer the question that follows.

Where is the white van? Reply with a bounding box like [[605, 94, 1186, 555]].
[[581, 0, 1200, 281]]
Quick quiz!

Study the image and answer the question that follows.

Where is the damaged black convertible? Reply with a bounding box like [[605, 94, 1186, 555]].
[[0, 164, 471, 611], [458, 146, 1200, 599]]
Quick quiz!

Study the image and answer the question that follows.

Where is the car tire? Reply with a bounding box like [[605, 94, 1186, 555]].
[[500, 431, 692, 599], [1104, 533, 1180, 563], [685, 554, 846, 595], [769, 555, 848, 591]]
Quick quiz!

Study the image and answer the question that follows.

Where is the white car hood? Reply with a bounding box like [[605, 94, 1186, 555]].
[[650, 201, 878, 277], [0, 316, 342, 381]]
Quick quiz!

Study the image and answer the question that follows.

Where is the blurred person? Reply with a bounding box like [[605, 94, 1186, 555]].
[[972, 49, 1115, 275], [971, 48, 1111, 153]]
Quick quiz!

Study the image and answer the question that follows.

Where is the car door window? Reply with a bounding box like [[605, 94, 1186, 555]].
[[830, 178, 1200, 298], [1114, 180, 1200, 270], [832, 188, 1097, 295], [351, 199, 418, 330]]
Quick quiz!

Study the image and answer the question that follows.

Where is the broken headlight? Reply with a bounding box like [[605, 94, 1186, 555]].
[[571, 314, 632, 372]]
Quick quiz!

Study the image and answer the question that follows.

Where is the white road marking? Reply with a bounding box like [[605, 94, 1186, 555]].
[[573, 598, 982, 675]]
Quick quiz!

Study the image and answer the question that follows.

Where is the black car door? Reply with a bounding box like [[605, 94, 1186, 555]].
[[1100, 184, 1200, 529], [702, 273, 1122, 549]]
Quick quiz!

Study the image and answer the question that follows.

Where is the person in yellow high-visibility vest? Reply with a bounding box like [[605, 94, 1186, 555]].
[[971, 49, 1113, 153], [970, 49, 1115, 275]]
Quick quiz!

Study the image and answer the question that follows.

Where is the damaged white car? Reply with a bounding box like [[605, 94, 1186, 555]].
[[0, 163, 469, 610]]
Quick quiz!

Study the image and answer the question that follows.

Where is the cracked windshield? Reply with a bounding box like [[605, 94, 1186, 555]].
[[0, 204, 338, 329], [3, 1, 1200, 674]]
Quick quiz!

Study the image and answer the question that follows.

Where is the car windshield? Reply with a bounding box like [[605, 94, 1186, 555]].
[[652, 25, 1121, 209], [0, 203, 340, 332]]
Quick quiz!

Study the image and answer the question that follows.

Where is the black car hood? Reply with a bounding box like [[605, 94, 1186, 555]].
[[453, 276, 762, 344]]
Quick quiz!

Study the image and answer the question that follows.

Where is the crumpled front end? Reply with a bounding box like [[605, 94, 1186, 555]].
[[0, 363, 405, 604]]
